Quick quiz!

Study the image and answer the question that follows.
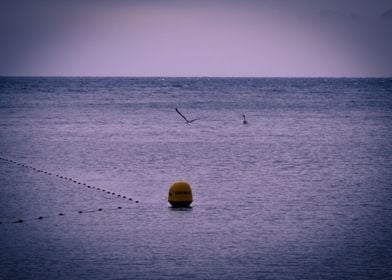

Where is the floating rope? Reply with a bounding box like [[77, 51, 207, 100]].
[[0, 156, 139, 204], [0, 156, 141, 225], [0, 205, 134, 225]]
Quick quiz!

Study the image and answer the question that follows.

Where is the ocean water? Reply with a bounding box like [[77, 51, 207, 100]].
[[0, 77, 392, 280]]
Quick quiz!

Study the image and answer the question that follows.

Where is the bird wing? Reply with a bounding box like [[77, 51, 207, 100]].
[[175, 108, 189, 122], [188, 117, 204, 123]]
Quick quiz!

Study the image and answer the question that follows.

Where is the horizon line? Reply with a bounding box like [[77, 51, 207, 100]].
[[1, 75, 391, 79]]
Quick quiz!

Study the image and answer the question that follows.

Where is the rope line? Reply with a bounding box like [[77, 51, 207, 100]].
[[0, 156, 141, 225], [0, 205, 135, 225], [0, 156, 139, 204]]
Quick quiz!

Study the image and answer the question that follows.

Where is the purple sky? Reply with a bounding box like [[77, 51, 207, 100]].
[[1, 0, 391, 77]]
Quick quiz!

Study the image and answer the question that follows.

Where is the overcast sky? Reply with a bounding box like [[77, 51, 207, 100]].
[[1, 0, 391, 77]]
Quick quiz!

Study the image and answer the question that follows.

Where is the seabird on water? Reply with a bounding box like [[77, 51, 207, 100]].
[[242, 114, 248, 124]]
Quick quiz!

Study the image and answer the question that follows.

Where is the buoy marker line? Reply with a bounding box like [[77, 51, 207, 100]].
[[0, 156, 140, 204], [0, 205, 134, 225]]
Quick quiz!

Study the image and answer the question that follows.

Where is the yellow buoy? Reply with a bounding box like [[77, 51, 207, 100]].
[[168, 181, 193, 208]]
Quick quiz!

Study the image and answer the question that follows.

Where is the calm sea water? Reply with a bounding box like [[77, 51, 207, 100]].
[[1, 77, 392, 280]]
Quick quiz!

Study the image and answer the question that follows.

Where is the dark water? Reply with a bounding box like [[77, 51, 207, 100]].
[[1, 77, 392, 280]]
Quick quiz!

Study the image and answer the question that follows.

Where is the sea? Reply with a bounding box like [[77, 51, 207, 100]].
[[0, 77, 391, 280]]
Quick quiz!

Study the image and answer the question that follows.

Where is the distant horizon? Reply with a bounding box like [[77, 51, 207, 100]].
[[1, 75, 391, 79]]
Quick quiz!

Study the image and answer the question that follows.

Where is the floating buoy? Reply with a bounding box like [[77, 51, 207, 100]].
[[168, 181, 193, 208]]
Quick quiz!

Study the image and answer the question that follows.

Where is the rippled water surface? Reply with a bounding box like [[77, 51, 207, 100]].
[[1, 77, 392, 279]]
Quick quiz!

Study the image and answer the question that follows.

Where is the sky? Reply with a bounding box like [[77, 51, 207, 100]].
[[0, 0, 392, 77]]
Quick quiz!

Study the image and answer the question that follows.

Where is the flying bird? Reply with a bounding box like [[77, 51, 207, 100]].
[[175, 108, 200, 124]]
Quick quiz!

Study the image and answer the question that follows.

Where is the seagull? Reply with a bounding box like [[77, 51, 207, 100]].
[[242, 114, 248, 124], [175, 108, 201, 124]]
